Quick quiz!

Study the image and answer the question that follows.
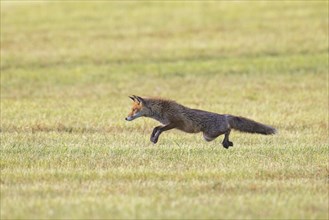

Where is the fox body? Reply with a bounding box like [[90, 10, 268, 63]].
[[125, 95, 276, 148]]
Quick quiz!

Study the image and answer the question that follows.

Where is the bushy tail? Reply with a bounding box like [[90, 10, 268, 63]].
[[227, 115, 276, 135]]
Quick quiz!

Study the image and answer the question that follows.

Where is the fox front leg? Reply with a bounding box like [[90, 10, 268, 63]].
[[150, 126, 162, 143], [150, 124, 177, 144]]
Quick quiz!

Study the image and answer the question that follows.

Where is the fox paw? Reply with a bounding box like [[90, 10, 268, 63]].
[[150, 136, 158, 144], [222, 141, 233, 149]]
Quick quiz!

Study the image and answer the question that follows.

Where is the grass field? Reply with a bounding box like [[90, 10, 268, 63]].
[[1, 1, 328, 219]]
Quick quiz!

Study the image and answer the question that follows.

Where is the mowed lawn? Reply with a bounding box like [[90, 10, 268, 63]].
[[1, 1, 328, 219]]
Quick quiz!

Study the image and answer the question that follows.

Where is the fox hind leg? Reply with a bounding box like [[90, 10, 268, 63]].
[[222, 130, 233, 149]]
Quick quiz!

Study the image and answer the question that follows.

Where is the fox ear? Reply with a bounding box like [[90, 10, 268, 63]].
[[133, 95, 145, 105], [129, 96, 136, 102]]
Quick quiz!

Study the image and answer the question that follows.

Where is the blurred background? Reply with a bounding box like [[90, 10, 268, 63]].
[[1, 1, 328, 219], [1, 1, 327, 133]]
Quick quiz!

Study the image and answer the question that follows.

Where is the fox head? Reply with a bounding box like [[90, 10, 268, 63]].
[[125, 95, 150, 121]]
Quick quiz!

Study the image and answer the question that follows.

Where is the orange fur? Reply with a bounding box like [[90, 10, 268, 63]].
[[127, 102, 142, 117]]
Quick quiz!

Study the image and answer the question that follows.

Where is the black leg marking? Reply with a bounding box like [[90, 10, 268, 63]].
[[150, 126, 162, 143], [151, 126, 162, 138], [150, 124, 177, 144], [222, 130, 233, 149]]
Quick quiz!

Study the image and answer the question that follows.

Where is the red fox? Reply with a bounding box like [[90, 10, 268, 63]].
[[125, 95, 276, 149]]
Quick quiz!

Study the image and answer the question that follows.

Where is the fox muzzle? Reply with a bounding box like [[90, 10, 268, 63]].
[[125, 116, 134, 121], [125, 112, 141, 121]]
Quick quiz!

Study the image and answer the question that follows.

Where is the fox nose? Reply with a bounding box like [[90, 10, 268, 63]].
[[125, 117, 128, 121]]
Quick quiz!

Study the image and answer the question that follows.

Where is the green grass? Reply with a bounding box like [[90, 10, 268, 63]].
[[1, 1, 328, 219]]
